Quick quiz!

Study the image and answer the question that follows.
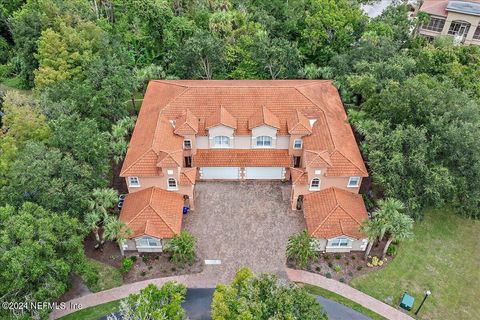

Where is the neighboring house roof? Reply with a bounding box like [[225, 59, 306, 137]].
[[119, 187, 184, 239], [248, 106, 281, 129], [179, 167, 197, 185], [290, 167, 308, 185], [121, 80, 367, 177], [287, 109, 312, 135], [174, 109, 199, 135], [205, 106, 237, 129], [419, 0, 480, 17], [303, 187, 368, 239], [193, 149, 292, 167]]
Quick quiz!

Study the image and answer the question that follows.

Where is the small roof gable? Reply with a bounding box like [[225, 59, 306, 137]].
[[119, 187, 184, 239], [287, 109, 312, 135], [174, 109, 199, 135], [157, 150, 183, 167], [248, 106, 280, 130], [180, 167, 197, 185], [303, 187, 368, 239], [205, 106, 237, 130], [290, 167, 308, 185], [304, 150, 332, 168]]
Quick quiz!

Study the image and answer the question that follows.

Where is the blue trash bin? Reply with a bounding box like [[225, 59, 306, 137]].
[[183, 207, 189, 214]]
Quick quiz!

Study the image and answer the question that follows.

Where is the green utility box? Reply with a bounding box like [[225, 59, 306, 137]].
[[400, 292, 414, 311]]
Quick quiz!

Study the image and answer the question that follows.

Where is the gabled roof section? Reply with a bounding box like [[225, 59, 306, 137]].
[[205, 106, 237, 130], [180, 167, 197, 185], [119, 187, 184, 239], [248, 106, 280, 129], [303, 187, 368, 239], [157, 150, 183, 167], [304, 150, 332, 168], [287, 109, 312, 135], [174, 109, 199, 135], [419, 0, 449, 17], [290, 168, 308, 185]]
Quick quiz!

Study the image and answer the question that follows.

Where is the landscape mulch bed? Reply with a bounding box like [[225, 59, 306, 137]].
[[123, 253, 204, 283], [84, 232, 124, 268], [287, 241, 393, 284]]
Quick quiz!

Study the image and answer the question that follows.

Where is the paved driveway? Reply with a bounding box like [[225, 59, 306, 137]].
[[184, 182, 305, 283]]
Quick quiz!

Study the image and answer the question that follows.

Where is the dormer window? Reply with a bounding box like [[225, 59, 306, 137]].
[[293, 139, 302, 149], [310, 178, 320, 191], [128, 176, 140, 187], [183, 140, 192, 149], [256, 136, 272, 147], [348, 177, 360, 188], [213, 136, 230, 148], [167, 178, 178, 190]]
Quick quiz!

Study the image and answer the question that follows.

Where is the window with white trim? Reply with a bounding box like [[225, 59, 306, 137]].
[[138, 236, 160, 247], [128, 176, 140, 187], [329, 238, 350, 247], [310, 178, 320, 190], [474, 25, 480, 40], [167, 178, 178, 190], [213, 136, 230, 148], [347, 176, 360, 188], [183, 140, 192, 149], [256, 136, 272, 147], [293, 139, 302, 149]]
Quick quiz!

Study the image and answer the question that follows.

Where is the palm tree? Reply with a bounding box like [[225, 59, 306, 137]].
[[103, 215, 132, 246], [382, 213, 414, 260], [286, 230, 318, 268], [374, 198, 405, 242], [87, 188, 118, 247], [360, 218, 382, 260]]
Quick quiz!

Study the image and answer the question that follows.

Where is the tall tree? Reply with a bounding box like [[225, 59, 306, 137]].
[[359, 217, 382, 260], [212, 268, 327, 320], [381, 211, 414, 259]]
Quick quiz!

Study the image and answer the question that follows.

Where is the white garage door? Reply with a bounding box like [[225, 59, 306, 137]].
[[245, 167, 284, 180], [200, 167, 240, 180]]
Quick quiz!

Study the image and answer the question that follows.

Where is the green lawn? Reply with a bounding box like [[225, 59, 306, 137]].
[[59, 300, 120, 320], [83, 258, 123, 292], [300, 284, 386, 320], [0, 76, 32, 94], [351, 208, 480, 320]]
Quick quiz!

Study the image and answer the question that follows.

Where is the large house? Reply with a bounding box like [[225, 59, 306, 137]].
[[119, 80, 369, 254], [418, 0, 480, 45]]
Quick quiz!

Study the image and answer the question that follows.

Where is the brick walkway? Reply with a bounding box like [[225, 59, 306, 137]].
[[286, 268, 414, 320], [49, 272, 217, 319]]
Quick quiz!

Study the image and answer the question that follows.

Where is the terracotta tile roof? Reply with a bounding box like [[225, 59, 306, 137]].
[[304, 150, 332, 167], [180, 167, 197, 185], [174, 109, 199, 135], [287, 109, 312, 135], [248, 106, 280, 129], [419, 0, 448, 17], [192, 149, 292, 167], [205, 106, 237, 129], [119, 187, 184, 239], [157, 150, 183, 167], [121, 116, 183, 176], [290, 167, 308, 185], [303, 187, 368, 239], [121, 80, 367, 178]]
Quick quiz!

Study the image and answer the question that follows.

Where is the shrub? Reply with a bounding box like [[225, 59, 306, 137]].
[[346, 261, 350, 266], [0, 63, 14, 80], [323, 255, 330, 261], [131, 256, 138, 262], [325, 272, 332, 279], [339, 278, 346, 283], [357, 266, 363, 271], [165, 231, 197, 266], [348, 271, 354, 277], [367, 256, 384, 267], [315, 266, 321, 272], [335, 254, 341, 260], [80, 260, 99, 288], [328, 262, 333, 268], [140, 271, 146, 276], [333, 265, 342, 273], [286, 230, 318, 268], [387, 244, 398, 256], [351, 255, 356, 260], [171, 267, 176, 272], [142, 255, 149, 263], [121, 257, 134, 273]]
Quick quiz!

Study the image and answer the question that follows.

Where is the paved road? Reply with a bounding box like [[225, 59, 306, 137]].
[[99, 288, 370, 320]]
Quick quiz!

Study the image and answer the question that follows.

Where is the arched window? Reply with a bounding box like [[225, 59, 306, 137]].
[[167, 178, 178, 190], [310, 178, 320, 190], [256, 136, 272, 147], [213, 136, 230, 147]]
